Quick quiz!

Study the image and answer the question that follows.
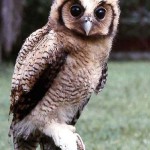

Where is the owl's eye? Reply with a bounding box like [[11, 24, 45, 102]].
[[70, 4, 83, 17], [95, 7, 106, 20]]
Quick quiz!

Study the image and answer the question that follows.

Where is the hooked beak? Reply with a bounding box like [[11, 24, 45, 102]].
[[83, 20, 93, 36]]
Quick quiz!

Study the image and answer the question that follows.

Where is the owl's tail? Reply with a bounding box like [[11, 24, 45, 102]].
[[13, 135, 39, 150]]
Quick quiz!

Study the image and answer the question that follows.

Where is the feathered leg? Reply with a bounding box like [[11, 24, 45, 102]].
[[13, 135, 39, 150]]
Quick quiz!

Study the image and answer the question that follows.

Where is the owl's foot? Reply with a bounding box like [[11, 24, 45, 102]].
[[43, 122, 85, 150], [76, 133, 85, 150]]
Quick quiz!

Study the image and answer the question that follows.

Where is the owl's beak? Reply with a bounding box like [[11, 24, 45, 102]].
[[83, 20, 93, 36]]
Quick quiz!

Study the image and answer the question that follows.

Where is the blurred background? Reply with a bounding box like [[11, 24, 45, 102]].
[[0, 0, 150, 62], [0, 0, 150, 150]]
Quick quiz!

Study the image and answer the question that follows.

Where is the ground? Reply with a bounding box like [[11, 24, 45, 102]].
[[0, 61, 150, 150]]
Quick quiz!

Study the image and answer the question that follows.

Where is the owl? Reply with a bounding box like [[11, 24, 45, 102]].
[[9, 0, 120, 150]]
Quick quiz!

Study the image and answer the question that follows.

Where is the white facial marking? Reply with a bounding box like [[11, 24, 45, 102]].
[[81, 0, 100, 14]]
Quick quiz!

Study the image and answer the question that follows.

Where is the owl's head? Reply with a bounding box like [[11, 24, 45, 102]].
[[50, 0, 120, 37]]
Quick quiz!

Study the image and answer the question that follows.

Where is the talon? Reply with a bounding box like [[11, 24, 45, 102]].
[[76, 133, 85, 150], [68, 125, 76, 133]]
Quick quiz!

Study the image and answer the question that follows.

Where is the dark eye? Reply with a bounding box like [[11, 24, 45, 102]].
[[70, 4, 83, 17], [95, 7, 106, 20]]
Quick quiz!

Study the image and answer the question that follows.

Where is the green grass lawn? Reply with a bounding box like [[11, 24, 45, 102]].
[[0, 61, 150, 150]]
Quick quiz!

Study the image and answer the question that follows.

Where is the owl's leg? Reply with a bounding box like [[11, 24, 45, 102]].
[[13, 135, 39, 150], [43, 122, 78, 150]]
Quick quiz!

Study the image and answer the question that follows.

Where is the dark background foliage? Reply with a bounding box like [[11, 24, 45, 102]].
[[0, 0, 150, 62], [115, 0, 150, 52]]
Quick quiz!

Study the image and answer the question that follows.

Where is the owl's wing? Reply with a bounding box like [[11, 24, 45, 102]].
[[10, 28, 68, 120], [12, 25, 49, 90], [95, 63, 108, 94]]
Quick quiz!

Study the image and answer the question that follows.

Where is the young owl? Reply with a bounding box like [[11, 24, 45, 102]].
[[9, 0, 120, 150]]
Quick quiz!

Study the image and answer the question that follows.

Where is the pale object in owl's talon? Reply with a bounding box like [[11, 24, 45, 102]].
[[9, 0, 120, 149], [43, 123, 77, 150]]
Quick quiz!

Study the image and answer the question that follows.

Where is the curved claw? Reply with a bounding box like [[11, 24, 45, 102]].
[[76, 133, 85, 150]]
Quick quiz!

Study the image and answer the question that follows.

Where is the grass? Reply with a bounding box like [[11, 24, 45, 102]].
[[0, 63, 14, 149], [0, 61, 150, 150]]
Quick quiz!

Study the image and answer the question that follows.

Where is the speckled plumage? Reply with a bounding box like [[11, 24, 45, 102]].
[[9, 0, 120, 149]]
